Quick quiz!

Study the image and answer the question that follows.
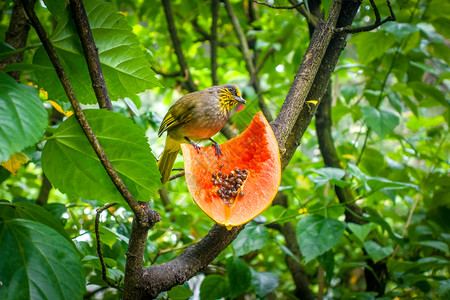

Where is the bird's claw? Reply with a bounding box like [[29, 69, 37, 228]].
[[209, 138, 222, 159], [192, 143, 201, 153], [185, 137, 201, 153], [213, 143, 222, 158]]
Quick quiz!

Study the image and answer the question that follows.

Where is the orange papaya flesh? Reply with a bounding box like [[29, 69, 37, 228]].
[[181, 112, 281, 229]]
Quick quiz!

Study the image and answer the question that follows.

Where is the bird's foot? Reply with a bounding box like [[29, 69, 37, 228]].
[[185, 137, 201, 153], [209, 138, 222, 158]]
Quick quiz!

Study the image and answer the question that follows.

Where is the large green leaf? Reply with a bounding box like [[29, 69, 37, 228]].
[[0, 201, 70, 241], [0, 71, 48, 162], [361, 106, 399, 139], [227, 257, 251, 298], [200, 275, 229, 300], [308, 167, 349, 188], [296, 214, 345, 263], [33, 0, 160, 104], [232, 223, 269, 256], [364, 241, 393, 263], [0, 219, 85, 299], [350, 30, 397, 64], [348, 222, 375, 243], [250, 268, 279, 298], [42, 109, 161, 204]]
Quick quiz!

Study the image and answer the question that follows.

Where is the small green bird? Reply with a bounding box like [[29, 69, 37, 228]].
[[158, 84, 246, 184]]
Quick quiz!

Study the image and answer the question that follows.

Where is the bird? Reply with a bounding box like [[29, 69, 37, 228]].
[[157, 84, 246, 184]]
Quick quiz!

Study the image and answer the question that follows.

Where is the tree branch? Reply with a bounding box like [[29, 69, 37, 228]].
[[211, 0, 219, 86], [151, 66, 184, 78], [69, 0, 113, 110], [335, 0, 395, 34], [161, 0, 197, 92], [223, 0, 273, 122], [140, 225, 244, 299], [95, 202, 122, 290], [315, 85, 364, 224], [271, 193, 315, 299], [288, 0, 319, 27], [19, 0, 147, 224], [0, 0, 34, 81]]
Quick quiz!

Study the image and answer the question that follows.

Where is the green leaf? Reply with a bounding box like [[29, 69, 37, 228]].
[[439, 279, 450, 297], [277, 242, 302, 265], [348, 222, 375, 243], [227, 257, 251, 298], [296, 215, 345, 263], [232, 223, 269, 256], [366, 176, 418, 193], [364, 241, 393, 263], [416, 241, 449, 253], [98, 226, 129, 248], [361, 106, 399, 139], [200, 275, 229, 300], [33, 0, 160, 105], [82, 255, 117, 270], [43, 0, 66, 17], [409, 81, 448, 106], [42, 109, 161, 204], [0, 219, 85, 299], [308, 167, 349, 188], [250, 268, 279, 298], [0, 71, 48, 162], [318, 250, 335, 284], [351, 30, 397, 64], [0, 201, 70, 241], [167, 285, 193, 300]]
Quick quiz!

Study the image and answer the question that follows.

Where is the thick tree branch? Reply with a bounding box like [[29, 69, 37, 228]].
[[315, 85, 364, 224], [20, 0, 147, 224], [271, 193, 315, 300], [123, 203, 161, 299], [0, 0, 34, 81], [69, 0, 113, 110], [140, 225, 244, 299], [223, 0, 273, 122], [161, 0, 197, 92]]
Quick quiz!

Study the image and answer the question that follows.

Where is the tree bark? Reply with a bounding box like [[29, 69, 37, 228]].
[[0, 0, 34, 81]]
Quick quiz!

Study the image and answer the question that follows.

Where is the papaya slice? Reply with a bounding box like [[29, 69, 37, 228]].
[[181, 112, 281, 229]]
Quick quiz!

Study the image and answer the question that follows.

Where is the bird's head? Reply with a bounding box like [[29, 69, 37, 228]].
[[216, 84, 246, 113]]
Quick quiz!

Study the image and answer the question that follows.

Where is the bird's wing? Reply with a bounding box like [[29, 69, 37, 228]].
[[158, 94, 197, 137]]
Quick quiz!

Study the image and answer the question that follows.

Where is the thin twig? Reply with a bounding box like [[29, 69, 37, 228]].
[[20, 0, 146, 223], [151, 66, 184, 77], [335, 0, 396, 34], [69, 0, 113, 110], [254, 0, 303, 9], [255, 47, 276, 75], [211, 0, 219, 86], [169, 171, 185, 181], [288, 0, 318, 27], [95, 202, 122, 290]]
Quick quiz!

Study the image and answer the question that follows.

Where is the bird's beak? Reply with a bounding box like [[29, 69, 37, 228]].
[[234, 96, 246, 104]]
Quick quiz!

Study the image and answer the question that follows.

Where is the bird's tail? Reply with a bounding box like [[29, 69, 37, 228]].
[[158, 135, 181, 184]]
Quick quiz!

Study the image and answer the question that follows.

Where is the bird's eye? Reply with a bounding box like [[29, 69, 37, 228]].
[[228, 87, 235, 93]]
